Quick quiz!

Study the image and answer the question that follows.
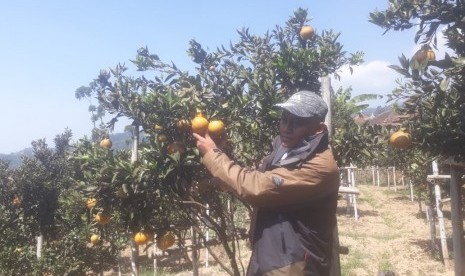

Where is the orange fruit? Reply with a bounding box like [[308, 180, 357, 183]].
[[389, 129, 412, 149], [191, 112, 209, 136], [414, 48, 435, 63], [90, 234, 101, 245], [95, 212, 111, 225], [12, 196, 21, 207], [85, 198, 97, 209], [99, 138, 112, 149], [299, 25, 314, 40], [134, 231, 149, 246], [157, 231, 175, 250], [208, 120, 225, 138], [157, 134, 167, 143], [426, 49, 436, 61], [153, 124, 164, 133], [176, 119, 191, 132], [167, 142, 186, 155]]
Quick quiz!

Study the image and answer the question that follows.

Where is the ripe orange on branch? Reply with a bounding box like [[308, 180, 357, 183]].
[[85, 198, 97, 209], [208, 120, 225, 138], [94, 212, 111, 225], [426, 49, 436, 61], [414, 48, 436, 63], [90, 234, 101, 245], [157, 134, 167, 143], [157, 231, 175, 250], [99, 138, 112, 149], [154, 124, 164, 133], [12, 196, 22, 207], [134, 231, 149, 246], [389, 129, 412, 149], [299, 25, 314, 40], [191, 112, 209, 136]]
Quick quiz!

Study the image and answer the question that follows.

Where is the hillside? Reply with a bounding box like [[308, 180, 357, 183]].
[[0, 132, 133, 168]]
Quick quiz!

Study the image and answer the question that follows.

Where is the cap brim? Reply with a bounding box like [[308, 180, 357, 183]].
[[275, 103, 310, 118]]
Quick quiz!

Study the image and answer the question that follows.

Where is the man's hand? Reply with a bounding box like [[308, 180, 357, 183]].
[[192, 132, 219, 156]]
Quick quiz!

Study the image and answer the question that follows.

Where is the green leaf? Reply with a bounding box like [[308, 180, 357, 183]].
[[439, 78, 449, 91]]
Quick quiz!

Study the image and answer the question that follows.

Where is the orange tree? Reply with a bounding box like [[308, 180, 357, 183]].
[[75, 8, 363, 275], [330, 86, 389, 167], [0, 130, 119, 275], [0, 159, 36, 275], [369, 1, 465, 219], [369, 1, 465, 163]]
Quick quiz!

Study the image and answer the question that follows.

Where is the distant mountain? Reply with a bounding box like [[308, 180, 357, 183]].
[[362, 105, 392, 117], [0, 132, 135, 169], [0, 148, 34, 169]]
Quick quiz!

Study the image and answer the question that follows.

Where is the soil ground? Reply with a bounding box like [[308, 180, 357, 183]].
[[108, 182, 459, 276], [336, 184, 455, 276]]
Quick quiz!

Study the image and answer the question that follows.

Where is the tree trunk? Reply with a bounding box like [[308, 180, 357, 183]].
[[130, 125, 139, 276], [36, 234, 43, 259], [449, 167, 464, 276]]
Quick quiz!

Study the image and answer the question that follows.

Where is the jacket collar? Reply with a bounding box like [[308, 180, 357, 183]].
[[259, 129, 329, 171]]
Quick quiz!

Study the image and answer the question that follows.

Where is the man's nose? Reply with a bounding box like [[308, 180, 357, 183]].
[[282, 121, 294, 132]]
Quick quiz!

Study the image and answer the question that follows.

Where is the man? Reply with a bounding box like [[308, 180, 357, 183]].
[[193, 90, 340, 275]]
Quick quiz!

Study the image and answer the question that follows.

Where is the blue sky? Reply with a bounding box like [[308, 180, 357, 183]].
[[0, 1, 418, 153]]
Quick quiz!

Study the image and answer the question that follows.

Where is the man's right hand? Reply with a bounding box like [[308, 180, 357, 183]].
[[192, 132, 219, 156]]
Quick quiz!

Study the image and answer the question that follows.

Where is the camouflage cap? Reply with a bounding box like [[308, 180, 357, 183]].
[[275, 90, 328, 120]]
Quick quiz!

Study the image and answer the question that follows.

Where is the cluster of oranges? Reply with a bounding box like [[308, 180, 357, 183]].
[[97, 111, 225, 154], [190, 111, 225, 138], [90, 229, 175, 250], [87, 197, 173, 249], [153, 111, 225, 155]]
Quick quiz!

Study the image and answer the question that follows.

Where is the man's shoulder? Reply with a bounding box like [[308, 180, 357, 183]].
[[305, 148, 339, 171]]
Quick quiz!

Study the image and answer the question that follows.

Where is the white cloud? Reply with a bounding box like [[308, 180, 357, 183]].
[[331, 27, 454, 109], [331, 60, 401, 107]]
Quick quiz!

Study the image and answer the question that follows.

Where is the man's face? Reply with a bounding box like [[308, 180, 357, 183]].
[[279, 110, 324, 148]]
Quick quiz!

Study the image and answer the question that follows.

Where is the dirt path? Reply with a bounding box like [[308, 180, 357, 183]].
[[337, 184, 455, 276], [111, 183, 458, 275]]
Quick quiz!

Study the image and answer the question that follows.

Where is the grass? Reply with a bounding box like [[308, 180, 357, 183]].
[[377, 251, 395, 273], [357, 189, 384, 209], [341, 248, 368, 276], [381, 213, 398, 228]]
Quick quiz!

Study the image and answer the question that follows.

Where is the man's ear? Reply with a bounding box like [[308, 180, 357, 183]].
[[315, 122, 326, 134]]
